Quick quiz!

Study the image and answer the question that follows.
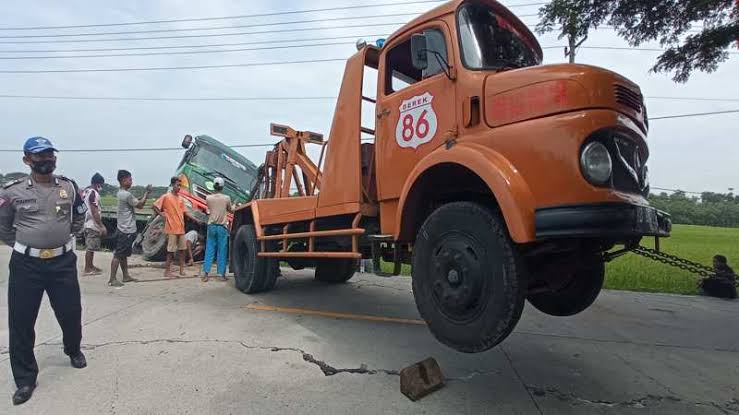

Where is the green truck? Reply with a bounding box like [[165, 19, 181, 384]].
[[134, 135, 258, 261]]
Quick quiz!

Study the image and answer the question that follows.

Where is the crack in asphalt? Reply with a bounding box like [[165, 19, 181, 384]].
[[37, 338, 506, 383], [612, 351, 680, 397], [502, 346, 544, 415], [39, 338, 403, 378], [528, 386, 739, 413], [0, 296, 155, 363], [267, 347, 400, 376]]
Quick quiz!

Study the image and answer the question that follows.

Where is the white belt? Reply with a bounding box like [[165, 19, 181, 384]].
[[14, 239, 75, 259]]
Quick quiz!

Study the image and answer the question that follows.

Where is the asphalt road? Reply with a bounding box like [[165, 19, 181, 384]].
[[0, 247, 737, 414]]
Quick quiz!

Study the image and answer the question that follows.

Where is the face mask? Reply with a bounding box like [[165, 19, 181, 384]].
[[30, 159, 56, 175]]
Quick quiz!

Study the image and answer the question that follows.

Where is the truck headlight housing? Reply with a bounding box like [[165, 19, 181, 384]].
[[580, 142, 612, 185]]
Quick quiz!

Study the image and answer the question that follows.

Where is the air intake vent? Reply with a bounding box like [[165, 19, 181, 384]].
[[614, 84, 643, 114]]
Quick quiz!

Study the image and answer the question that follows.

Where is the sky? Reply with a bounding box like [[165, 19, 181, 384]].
[[0, 0, 737, 194]]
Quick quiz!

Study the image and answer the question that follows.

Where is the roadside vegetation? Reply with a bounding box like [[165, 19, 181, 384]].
[[100, 195, 154, 213], [649, 192, 739, 228], [605, 224, 738, 295]]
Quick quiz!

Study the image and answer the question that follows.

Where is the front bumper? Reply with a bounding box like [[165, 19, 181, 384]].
[[535, 203, 671, 239]]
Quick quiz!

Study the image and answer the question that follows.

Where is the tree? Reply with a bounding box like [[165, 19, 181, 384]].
[[536, 0, 615, 63], [537, 0, 739, 82]]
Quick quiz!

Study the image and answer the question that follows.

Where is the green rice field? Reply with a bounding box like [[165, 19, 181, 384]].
[[605, 224, 738, 295]]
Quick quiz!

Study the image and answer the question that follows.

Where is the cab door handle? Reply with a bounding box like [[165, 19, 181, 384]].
[[377, 108, 391, 119]]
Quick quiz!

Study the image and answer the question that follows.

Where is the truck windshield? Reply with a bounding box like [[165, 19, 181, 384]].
[[457, 2, 540, 70], [189, 144, 257, 193]]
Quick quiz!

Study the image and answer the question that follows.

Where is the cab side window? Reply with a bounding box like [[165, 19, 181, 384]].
[[384, 28, 448, 95]]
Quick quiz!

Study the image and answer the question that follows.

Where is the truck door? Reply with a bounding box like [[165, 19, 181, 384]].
[[375, 23, 457, 204]]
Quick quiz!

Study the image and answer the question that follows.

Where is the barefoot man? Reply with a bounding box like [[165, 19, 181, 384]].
[[153, 177, 202, 278], [109, 170, 152, 287], [82, 173, 106, 276]]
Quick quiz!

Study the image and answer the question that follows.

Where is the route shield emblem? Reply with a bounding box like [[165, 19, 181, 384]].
[[395, 92, 438, 149]]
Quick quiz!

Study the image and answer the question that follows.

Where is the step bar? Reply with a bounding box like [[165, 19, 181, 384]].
[[256, 213, 365, 259]]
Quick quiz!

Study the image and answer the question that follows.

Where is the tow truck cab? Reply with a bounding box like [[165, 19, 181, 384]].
[[373, 0, 670, 244]]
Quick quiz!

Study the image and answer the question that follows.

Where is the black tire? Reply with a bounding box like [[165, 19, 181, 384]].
[[141, 215, 167, 262], [412, 202, 526, 353], [260, 261, 280, 292], [315, 259, 358, 283], [232, 224, 279, 294], [527, 258, 604, 317]]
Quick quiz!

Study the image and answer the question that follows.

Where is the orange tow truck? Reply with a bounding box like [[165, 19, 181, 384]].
[[230, 0, 671, 353]]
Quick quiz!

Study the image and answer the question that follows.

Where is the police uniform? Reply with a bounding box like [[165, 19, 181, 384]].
[[0, 150, 86, 394]]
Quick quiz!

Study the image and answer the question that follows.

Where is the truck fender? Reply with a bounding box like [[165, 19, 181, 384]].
[[232, 202, 257, 235], [395, 142, 536, 243]]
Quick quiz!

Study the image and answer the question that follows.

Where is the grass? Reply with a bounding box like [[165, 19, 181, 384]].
[[378, 224, 737, 296], [605, 224, 738, 295], [100, 195, 154, 214]]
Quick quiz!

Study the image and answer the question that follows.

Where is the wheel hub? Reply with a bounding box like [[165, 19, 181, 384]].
[[447, 269, 461, 285], [430, 237, 485, 322]]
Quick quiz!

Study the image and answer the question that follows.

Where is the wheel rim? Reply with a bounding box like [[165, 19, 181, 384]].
[[429, 233, 487, 323], [142, 220, 164, 252]]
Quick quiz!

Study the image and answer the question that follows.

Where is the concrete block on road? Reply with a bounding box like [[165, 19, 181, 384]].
[[400, 357, 445, 401]]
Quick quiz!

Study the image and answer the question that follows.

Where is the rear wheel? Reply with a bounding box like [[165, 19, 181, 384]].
[[232, 224, 279, 294], [141, 216, 167, 261], [314, 259, 358, 283], [412, 202, 526, 353], [527, 258, 604, 317]]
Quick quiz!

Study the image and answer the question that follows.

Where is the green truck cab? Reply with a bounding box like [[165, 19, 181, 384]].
[[138, 135, 258, 261]]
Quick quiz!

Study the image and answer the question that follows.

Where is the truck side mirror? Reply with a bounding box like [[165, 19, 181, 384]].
[[410, 33, 428, 71], [182, 134, 193, 149]]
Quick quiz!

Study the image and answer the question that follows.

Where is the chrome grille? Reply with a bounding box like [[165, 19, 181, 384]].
[[192, 184, 211, 200], [609, 135, 648, 195]]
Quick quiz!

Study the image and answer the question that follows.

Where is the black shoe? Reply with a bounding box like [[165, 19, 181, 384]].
[[13, 384, 36, 406], [70, 351, 87, 369]]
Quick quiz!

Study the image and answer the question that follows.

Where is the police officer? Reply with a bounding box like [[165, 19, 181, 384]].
[[0, 137, 87, 406]]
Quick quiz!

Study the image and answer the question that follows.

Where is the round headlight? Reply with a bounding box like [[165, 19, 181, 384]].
[[580, 142, 612, 184]]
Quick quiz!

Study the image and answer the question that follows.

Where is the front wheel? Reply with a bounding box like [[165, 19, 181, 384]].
[[232, 224, 279, 294], [527, 258, 604, 317], [141, 215, 167, 262], [412, 202, 526, 353]]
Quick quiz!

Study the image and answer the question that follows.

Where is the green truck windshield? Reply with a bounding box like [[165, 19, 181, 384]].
[[189, 144, 257, 195]]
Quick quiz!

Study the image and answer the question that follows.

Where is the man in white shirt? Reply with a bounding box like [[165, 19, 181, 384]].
[[82, 173, 106, 276], [184, 229, 204, 266]]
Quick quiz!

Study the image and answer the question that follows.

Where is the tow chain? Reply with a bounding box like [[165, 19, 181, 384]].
[[630, 246, 716, 278]]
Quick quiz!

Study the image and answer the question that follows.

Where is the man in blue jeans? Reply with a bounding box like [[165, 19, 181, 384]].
[[202, 177, 233, 282]]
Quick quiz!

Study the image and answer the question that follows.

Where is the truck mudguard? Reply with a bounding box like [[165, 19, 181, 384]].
[[395, 142, 537, 243]]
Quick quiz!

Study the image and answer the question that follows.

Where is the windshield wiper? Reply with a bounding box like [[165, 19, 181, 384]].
[[204, 170, 238, 185]]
